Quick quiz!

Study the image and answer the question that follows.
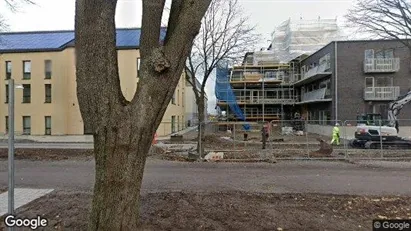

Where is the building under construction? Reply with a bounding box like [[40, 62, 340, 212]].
[[215, 18, 343, 124]]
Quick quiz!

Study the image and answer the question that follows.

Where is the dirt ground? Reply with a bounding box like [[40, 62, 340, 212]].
[[0, 190, 410, 231], [0, 148, 94, 161]]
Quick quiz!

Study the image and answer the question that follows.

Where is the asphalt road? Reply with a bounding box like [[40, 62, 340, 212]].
[[0, 159, 411, 195]]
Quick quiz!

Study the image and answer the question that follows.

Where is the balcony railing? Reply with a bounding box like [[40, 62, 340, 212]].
[[302, 88, 328, 102], [303, 62, 331, 80], [217, 95, 297, 104], [364, 86, 400, 101], [364, 58, 400, 73]]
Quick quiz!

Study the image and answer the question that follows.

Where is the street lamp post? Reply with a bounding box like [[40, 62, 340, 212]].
[[8, 79, 23, 226], [8, 79, 15, 220]]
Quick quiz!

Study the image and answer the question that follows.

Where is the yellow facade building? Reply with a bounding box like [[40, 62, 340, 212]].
[[0, 28, 186, 137]]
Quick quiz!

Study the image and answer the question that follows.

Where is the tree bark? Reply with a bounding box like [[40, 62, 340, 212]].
[[196, 91, 206, 157], [75, 0, 211, 230]]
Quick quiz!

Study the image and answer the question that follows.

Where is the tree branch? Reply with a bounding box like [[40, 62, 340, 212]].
[[346, 0, 411, 50], [140, 0, 166, 58]]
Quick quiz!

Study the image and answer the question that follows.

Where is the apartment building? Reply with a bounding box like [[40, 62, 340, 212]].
[[294, 39, 411, 124], [215, 39, 411, 128], [0, 28, 186, 136]]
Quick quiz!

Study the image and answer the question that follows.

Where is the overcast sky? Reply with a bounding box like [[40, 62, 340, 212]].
[[1, 0, 357, 114]]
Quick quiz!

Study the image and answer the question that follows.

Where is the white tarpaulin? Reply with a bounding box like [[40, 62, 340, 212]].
[[256, 18, 347, 63]]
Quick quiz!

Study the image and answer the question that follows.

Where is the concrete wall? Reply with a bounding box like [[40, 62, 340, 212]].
[[0, 48, 186, 136]]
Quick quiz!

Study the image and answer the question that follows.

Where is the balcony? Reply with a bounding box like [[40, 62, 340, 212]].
[[297, 88, 332, 104], [217, 95, 297, 105], [293, 63, 332, 87], [364, 58, 400, 73], [364, 86, 400, 101]]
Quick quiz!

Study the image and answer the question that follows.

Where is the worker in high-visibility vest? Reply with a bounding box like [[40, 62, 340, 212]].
[[330, 123, 340, 145]]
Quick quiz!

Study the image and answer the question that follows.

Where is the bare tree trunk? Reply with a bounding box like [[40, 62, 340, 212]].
[[75, 0, 211, 229], [196, 91, 206, 157]]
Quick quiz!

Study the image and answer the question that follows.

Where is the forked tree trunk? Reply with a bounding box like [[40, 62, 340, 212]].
[[75, 0, 211, 229]]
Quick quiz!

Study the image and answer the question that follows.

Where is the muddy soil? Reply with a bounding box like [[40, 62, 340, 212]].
[[1, 190, 410, 231], [0, 149, 94, 161]]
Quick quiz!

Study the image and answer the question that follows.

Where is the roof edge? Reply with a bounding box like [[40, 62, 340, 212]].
[[0, 26, 167, 35]]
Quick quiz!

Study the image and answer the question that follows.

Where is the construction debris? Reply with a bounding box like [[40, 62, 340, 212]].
[[309, 138, 333, 157], [204, 152, 224, 161]]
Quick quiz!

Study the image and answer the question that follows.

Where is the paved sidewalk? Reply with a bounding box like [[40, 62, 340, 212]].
[[0, 188, 54, 216]]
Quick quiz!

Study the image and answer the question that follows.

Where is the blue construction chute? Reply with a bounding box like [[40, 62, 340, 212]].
[[215, 63, 250, 131]]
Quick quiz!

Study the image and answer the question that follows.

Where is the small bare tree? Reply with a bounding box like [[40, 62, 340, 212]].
[[346, 0, 411, 50], [186, 0, 260, 156], [75, 0, 211, 229]]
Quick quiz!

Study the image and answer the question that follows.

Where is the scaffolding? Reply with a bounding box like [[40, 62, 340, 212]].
[[266, 18, 345, 63], [215, 57, 298, 123]]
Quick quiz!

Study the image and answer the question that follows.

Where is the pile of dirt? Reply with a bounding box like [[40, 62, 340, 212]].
[[0, 148, 93, 161], [2, 190, 411, 231], [309, 138, 334, 157], [203, 134, 234, 149]]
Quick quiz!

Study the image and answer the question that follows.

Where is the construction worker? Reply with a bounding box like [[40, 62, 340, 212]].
[[330, 123, 340, 145]]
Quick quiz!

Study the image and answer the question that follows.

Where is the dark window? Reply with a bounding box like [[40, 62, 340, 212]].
[[45, 60, 52, 79], [177, 90, 180, 106], [22, 116, 31, 135], [45, 84, 52, 103], [45, 116, 51, 135], [22, 84, 31, 103], [5, 85, 8, 103], [171, 91, 176, 104], [5, 116, 8, 134], [23, 61, 31, 79], [5, 61, 11, 79], [171, 116, 176, 133]]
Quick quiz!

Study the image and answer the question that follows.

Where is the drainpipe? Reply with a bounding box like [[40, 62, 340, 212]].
[[334, 41, 338, 122]]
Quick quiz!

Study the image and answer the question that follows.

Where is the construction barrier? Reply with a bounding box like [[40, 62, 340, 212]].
[[153, 119, 411, 161]]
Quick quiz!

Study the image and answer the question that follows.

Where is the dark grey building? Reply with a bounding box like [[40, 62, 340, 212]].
[[292, 39, 411, 124]]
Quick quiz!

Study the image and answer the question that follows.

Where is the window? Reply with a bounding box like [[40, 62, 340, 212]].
[[319, 53, 331, 70], [375, 77, 393, 87], [22, 116, 31, 135], [177, 90, 180, 106], [5, 116, 8, 134], [22, 84, 31, 103], [23, 61, 31, 79], [5, 85, 8, 103], [45, 84, 52, 103], [375, 49, 394, 59], [365, 49, 374, 60], [45, 116, 51, 135], [5, 61, 11, 79], [182, 92, 184, 107], [177, 116, 180, 131], [45, 60, 52, 79], [172, 91, 176, 104], [366, 49, 394, 59], [136, 58, 140, 77], [171, 116, 176, 133]]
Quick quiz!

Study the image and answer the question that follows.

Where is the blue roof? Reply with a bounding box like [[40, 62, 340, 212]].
[[0, 28, 166, 53]]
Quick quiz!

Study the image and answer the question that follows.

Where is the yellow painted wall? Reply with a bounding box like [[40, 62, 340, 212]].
[[0, 48, 185, 136]]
